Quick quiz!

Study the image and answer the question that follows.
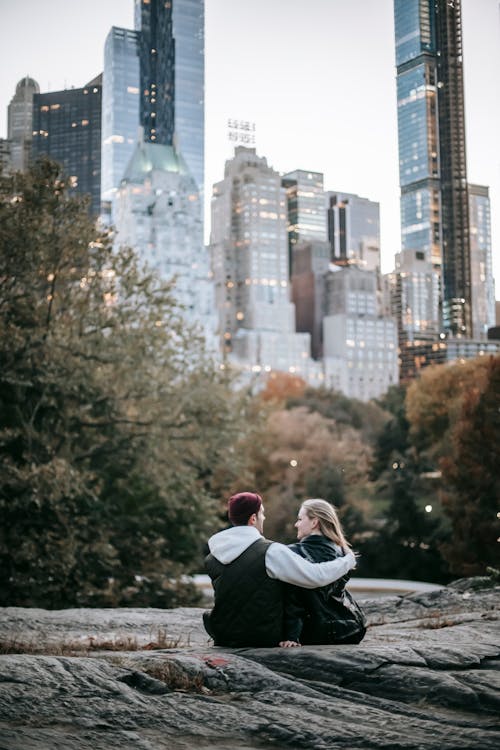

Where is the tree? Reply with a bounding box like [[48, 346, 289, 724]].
[[259, 371, 307, 405], [357, 456, 451, 583], [440, 356, 500, 575], [405, 358, 493, 460], [242, 405, 371, 543], [0, 160, 250, 607], [370, 385, 409, 480]]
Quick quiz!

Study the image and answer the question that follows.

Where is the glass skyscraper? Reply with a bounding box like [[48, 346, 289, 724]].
[[326, 191, 381, 273], [32, 76, 102, 216], [134, 0, 204, 193], [468, 184, 496, 339], [210, 147, 321, 384], [101, 27, 140, 209], [281, 170, 327, 277], [394, 0, 471, 336]]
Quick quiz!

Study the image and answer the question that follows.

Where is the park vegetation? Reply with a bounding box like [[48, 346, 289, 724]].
[[1, 162, 498, 608]]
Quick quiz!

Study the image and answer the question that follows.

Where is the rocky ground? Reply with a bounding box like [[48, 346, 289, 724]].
[[0, 578, 499, 749]]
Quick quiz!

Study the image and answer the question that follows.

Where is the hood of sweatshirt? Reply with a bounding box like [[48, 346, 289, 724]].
[[207, 525, 262, 564]]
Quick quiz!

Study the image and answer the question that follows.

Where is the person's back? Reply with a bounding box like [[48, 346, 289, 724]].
[[205, 532, 283, 647]]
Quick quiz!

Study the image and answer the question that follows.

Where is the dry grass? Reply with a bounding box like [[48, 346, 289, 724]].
[[140, 660, 206, 693], [0, 628, 186, 655]]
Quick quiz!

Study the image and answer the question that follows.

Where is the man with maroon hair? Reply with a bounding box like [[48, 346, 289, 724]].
[[203, 491, 356, 648]]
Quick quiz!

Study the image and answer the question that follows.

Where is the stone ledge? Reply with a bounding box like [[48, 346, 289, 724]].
[[0, 581, 498, 749]]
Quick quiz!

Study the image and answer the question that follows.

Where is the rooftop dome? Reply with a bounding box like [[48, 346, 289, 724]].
[[15, 76, 40, 95]]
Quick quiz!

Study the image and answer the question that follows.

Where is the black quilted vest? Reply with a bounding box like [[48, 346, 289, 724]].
[[204, 537, 284, 647]]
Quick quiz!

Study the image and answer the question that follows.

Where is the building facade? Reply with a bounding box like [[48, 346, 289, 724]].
[[133, 0, 204, 193], [101, 26, 140, 213], [468, 184, 495, 340], [322, 266, 398, 400], [282, 170, 327, 277], [113, 139, 217, 347], [0, 139, 12, 172], [387, 248, 440, 380], [326, 191, 381, 273], [32, 76, 102, 216], [394, 0, 471, 336], [290, 240, 330, 360], [7, 76, 39, 172], [210, 147, 322, 384]]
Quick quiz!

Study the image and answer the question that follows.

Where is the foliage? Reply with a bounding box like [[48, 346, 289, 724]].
[[405, 357, 493, 460], [357, 455, 451, 583], [0, 160, 251, 607], [439, 356, 500, 575], [259, 371, 307, 405], [370, 385, 409, 481], [241, 405, 372, 544], [287, 385, 388, 443]]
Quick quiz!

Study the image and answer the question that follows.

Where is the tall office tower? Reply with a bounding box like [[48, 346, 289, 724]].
[[32, 76, 102, 216], [468, 184, 495, 340], [101, 27, 140, 215], [326, 191, 381, 273], [135, 0, 175, 147], [134, 0, 204, 192], [322, 266, 398, 400], [7, 76, 39, 171], [394, 0, 471, 336], [114, 138, 217, 348], [290, 240, 330, 360], [0, 139, 12, 172], [282, 170, 327, 276], [210, 147, 322, 383], [388, 248, 440, 380]]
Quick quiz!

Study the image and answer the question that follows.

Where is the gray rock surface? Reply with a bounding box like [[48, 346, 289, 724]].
[[0, 580, 499, 749]]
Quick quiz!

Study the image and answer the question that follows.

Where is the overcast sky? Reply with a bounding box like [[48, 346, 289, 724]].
[[1, 0, 499, 287]]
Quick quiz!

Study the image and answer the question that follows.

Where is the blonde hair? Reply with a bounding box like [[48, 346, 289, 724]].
[[300, 498, 350, 550]]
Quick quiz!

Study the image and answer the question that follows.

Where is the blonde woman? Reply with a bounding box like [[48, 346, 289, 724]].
[[280, 499, 366, 647]]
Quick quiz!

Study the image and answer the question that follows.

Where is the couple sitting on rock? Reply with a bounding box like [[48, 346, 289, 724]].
[[203, 492, 366, 648]]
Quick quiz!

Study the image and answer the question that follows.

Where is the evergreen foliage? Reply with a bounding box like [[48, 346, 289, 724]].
[[358, 455, 451, 583]]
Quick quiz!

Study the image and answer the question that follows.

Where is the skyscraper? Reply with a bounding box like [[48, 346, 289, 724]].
[[170, 0, 205, 193], [135, 0, 175, 147], [468, 184, 496, 339], [210, 147, 321, 383], [32, 76, 102, 216], [282, 170, 327, 276], [326, 191, 381, 273], [387, 248, 440, 380], [290, 240, 330, 360], [113, 138, 217, 348], [394, 0, 471, 336], [101, 27, 140, 211], [0, 139, 12, 172], [133, 0, 204, 192], [323, 266, 398, 400], [7, 76, 39, 172]]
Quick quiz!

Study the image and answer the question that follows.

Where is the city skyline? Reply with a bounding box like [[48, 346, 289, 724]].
[[0, 0, 498, 289]]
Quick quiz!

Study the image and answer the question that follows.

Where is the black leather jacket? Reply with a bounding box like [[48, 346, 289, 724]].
[[284, 534, 366, 644]]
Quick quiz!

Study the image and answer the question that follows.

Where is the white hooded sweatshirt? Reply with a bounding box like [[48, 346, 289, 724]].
[[207, 526, 356, 588]]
